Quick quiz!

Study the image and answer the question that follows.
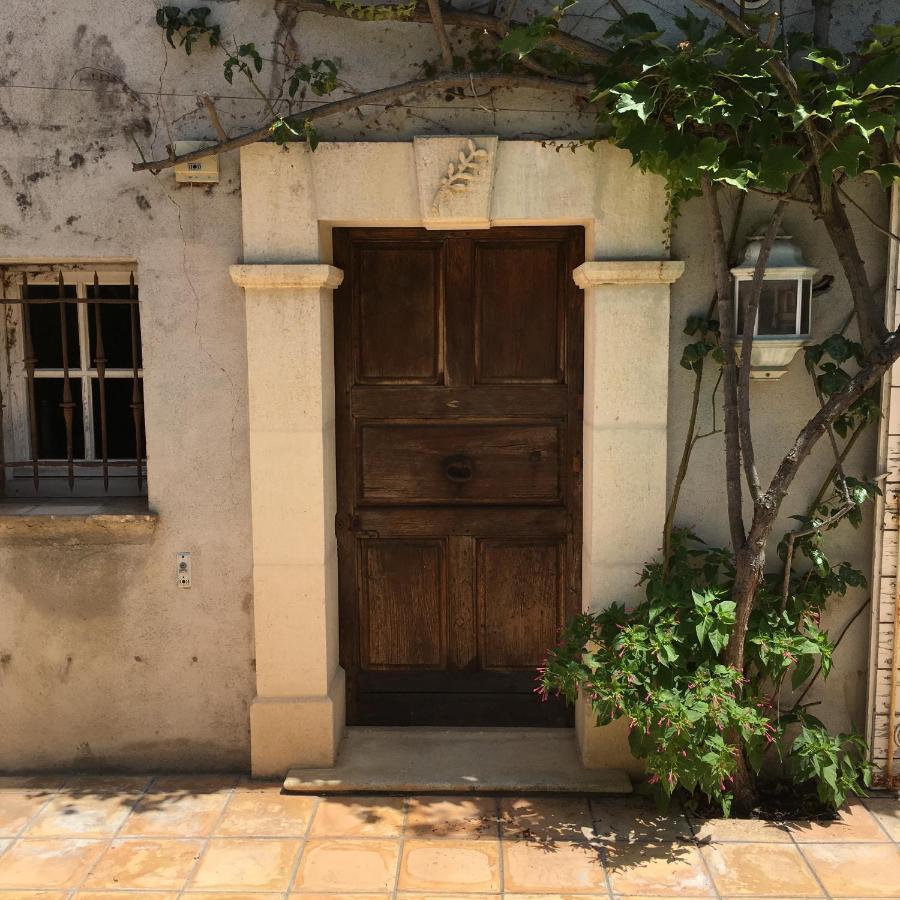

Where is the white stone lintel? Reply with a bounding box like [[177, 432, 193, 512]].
[[230, 264, 344, 291], [573, 260, 685, 288]]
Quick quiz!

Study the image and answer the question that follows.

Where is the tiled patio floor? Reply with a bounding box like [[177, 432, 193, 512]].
[[0, 776, 896, 898]]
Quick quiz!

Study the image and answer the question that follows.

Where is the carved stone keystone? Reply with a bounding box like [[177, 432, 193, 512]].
[[414, 135, 499, 229]]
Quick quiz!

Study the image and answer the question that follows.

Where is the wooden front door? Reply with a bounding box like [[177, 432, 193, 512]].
[[334, 226, 584, 726]]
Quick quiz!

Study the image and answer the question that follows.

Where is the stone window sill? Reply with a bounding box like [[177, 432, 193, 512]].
[[0, 497, 157, 544]]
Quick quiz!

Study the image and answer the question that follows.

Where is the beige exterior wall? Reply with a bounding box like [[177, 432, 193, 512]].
[[0, 0, 890, 773]]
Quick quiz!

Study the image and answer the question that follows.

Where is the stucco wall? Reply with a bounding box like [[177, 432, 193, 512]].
[[0, 0, 892, 769]]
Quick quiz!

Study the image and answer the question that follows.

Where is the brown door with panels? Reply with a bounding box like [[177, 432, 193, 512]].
[[334, 226, 584, 726]]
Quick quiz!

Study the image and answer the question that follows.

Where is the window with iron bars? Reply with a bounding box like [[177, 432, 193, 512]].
[[0, 264, 146, 497]]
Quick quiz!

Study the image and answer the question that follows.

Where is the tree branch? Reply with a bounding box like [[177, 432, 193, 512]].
[[133, 72, 588, 173], [766, 328, 900, 510], [283, 0, 611, 64], [836, 183, 900, 244], [425, 0, 454, 70], [818, 181, 890, 357], [702, 174, 746, 552], [738, 201, 789, 503], [200, 93, 229, 142]]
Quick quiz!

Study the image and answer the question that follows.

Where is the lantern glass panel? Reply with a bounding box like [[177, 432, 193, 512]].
[[736, 279, 800, 336]]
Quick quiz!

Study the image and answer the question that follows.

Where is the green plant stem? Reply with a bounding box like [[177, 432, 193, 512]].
[[664, 361, 704, 571]]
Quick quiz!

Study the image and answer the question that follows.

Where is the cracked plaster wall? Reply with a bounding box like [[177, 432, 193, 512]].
[[0, 0, 893, 769]]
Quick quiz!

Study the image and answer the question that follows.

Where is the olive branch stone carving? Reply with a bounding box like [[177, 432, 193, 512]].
[[431, 140, 490, 214]]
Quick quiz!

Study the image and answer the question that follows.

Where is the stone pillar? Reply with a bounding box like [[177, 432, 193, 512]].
[[573, 260, 684, 774], [230, 264, 345, 777]]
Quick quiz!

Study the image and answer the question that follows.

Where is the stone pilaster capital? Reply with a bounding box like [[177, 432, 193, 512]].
[[230, 264, 344, 290], [573, 260, 685, 288]]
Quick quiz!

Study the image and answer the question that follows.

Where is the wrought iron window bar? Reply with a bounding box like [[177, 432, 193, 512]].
[[0, 267, 145, 496]]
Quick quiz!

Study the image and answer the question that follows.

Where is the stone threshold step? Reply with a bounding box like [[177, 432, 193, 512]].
[[284, 726, 632, 795]]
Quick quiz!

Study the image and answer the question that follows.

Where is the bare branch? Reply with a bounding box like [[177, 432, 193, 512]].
[[817, 180, 890, 356], [425, 0, 454, 71], [200, 93, 229, 142], [133, 72, 588, 173], [812, 0, 832, 48], [766, 327, 900, 510]]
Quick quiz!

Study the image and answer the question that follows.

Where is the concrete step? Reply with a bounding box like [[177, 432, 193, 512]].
[[283, 727, 632, 795]]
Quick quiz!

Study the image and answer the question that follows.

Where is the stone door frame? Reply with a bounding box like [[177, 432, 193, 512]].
[[230, 139, 684, 777]]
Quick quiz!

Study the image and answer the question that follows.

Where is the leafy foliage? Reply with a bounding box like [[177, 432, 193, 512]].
[[540, 529, 872, 814], [499, 11, 900, 215], [155, 5, 220, 52]]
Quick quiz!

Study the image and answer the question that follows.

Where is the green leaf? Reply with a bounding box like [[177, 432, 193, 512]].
[[806, 49, 846, 72], [819, 133, 870, 185], [756, 145, 806, 193]]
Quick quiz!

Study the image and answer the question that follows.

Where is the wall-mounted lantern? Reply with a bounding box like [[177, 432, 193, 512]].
[[732, 234, 817, 380]]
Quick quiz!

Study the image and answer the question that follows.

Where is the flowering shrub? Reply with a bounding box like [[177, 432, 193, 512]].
[[539, 529, 872, 815]]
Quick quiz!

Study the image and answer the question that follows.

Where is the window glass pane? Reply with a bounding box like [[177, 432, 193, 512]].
[[33, 378, 85, 459], [24, 285, 78, 369], [87, 285, 142, 369], [757, 279, 798, 335], [91, 378, 143, 459]]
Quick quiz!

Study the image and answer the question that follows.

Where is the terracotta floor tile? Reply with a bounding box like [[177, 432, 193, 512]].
[[76, 893, 179, 900], [499, 797, 596, 843], [405, 796, 498, 839], [215, 790, 316, 836], [0, 839, 107, 889], [185, 894, 283, 900], [189, 838, 301, 891], [701, 842, 823, 896], [502, 838, 607, 893], [862, 796, 900, 840], [25, 793, 136, 838], [0, 893, 69, 900], [498, 895, 608, 899], [121, 787, 232, 837], [293, 838, 400, 892], [604, 842, 715, 896], [309, 796, 405, 837], [689, 816, 793, 843], [0, 792, 56, 837], [787, 799, 888, 843], [82, 837, 204, 890], [290, 895, 390, 900], [801, 842, 900, 897], [591, 798, 690, 842], [397, 894, 500, 899], [398, 838, 500, 892]]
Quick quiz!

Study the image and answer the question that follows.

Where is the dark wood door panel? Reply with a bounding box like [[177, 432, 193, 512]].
[[356, 243, 444, 384], [334, 225, 584, 728], [478, 540, 564, 670], [474, 241, 565, 384], [350, 506, 569, 539], [358, 539, 447, 670], [358, 421, 562, 505], [351, 385, 568, 419]]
